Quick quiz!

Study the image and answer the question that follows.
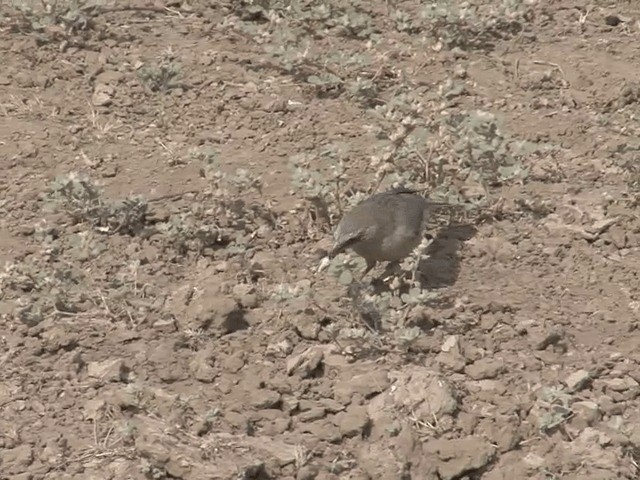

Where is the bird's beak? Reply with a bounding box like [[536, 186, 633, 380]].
[[329, 243, 342, 259]]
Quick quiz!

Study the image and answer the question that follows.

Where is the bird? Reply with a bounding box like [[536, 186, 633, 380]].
[[330, 188, 437, 276]]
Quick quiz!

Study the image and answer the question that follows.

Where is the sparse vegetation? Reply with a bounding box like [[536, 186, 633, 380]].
[[138, 61, 182, 93], [46, 173, 149, 235], [6, 0, 97, 35]]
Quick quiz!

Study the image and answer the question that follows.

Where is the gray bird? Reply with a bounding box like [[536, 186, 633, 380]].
[[330, 188, 435, 276]]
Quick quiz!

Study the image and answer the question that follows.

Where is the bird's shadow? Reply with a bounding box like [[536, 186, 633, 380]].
[[417, 222, 477, 289], [367, 222, 477, 296]]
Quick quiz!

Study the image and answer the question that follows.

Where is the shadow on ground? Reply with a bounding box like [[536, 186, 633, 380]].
[[419, 223, 478, 289]]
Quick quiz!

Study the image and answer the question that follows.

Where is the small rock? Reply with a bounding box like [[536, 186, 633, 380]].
[[465, 358, 504, 380], [515, 319, 535, 335], [607, 415, 624, 432], [15, 225, 35, 236], [406, 306, 437, 330], [18, 141, 38, 158], [225, 411, 252, 433], [83, 398, 107, 421], [252, 390, 281, 409], [453, 64, 467, 78], [152, 318, 177, 333], [598, 394, 625, 415], [334, 405, 370, 438], [193, 417, 213, 436], [87, 358, 129, 382], [101, 165, 118, 178], [333, 368, 390, 404], [319, 398, 345, 413], [241, 461, 266, 478], [222, 352, 245, 373], [533, 329, 564, 350], [296, 464, 319, 480], [480, 314, 500, 331], [92, 83, 115, 106], [2, 445, 34, 473], [564, 369, 591, 392], [41, 325, 78, 353], [436, 340, 466, 372], [399, 370, 457, 418], [184, 295, 247, 336], [299, 407, 326, 422], [42, 438, 64, 465], [14, 71, 35, 87], [135, 433, 171, 467], [295, 315, 321, 340], [466, 380, 508, 395], [261, 417, 291, 436], [189, 349, 216, 383], [95, 70, 123, 84], [298, 400, 319, 412], [250, 250, 281, 277], [266, 338, 294, 357], [265, 99, 289, 113], [286, 346, 324, 378], [608, 226, 627, 249], [298, 420, 341, 443], [492, 424, 521, 452], [357, 442, 414, 479], [603, 376, 639, 392], [423, 437, 495, 480], [441, 335, 459, 353], [232, 284, 259, 309], [213, 261, 228, 272], [457, 412, 479, 435], [147, 341, 175, 363], [281, 396, 299, 413], [523, 452, 545, 469]]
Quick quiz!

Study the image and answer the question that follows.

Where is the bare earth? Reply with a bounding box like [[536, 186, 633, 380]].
[[1, 1, 640, 479]]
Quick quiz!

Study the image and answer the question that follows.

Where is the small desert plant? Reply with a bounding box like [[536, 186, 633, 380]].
[[138, 61, 181, 92], [290, 149, 349, 227], [138, 46, 183, 92], [442, 109, 534, 187], [149, 147, 276, 257], [420, 0, 533, 51], [535, 386, 573, 433], [7, 0, 98, 34], [45, 173, 149, 235]]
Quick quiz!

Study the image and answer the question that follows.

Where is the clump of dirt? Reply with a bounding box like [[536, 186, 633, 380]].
[[1, 1, 640, 479]]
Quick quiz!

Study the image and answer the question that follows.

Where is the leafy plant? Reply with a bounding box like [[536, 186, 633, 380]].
[[536, 386, 573, 433], [421, 0, 533, 51], [138, 61, 182, 92], [45, 173, 149, 235], [290, 150, 348, 226], [7, 0, 97, 34], [444, 110, 533, 187]]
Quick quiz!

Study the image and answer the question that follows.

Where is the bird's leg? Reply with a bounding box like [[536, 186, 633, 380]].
[[411, 260, 421, 284], [361, 259, 376, 280], [381, 261, 402, 280]]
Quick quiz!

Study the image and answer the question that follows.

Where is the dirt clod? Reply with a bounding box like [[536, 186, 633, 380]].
[[424, 437, 496, 480], [565, 369, 592, 393], [86, 358, 129, 382]]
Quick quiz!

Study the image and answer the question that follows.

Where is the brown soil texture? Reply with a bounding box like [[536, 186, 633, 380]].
[[1, 1, 640, 479]]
